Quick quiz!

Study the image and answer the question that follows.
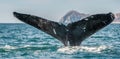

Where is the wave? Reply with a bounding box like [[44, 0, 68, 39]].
[[0, 45, 58, 52], [57, 45, 110, 54], [0, 45, 110, 54]]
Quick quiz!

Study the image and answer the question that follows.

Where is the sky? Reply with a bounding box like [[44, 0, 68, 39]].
[[0, 0, 120, 23]]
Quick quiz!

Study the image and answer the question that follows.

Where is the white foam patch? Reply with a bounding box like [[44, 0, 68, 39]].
[[4, 45, 16, 49], [23, 45, 31, 47], [34, 50, 41, 56], [57, 45, 108, 54], [1, 45, 17, 51]]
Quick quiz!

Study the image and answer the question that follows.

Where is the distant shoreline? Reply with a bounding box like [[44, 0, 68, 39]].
[[112, 22, 120, 24]]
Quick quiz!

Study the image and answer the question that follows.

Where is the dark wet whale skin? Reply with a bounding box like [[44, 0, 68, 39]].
[[13, 12, 115, 46]]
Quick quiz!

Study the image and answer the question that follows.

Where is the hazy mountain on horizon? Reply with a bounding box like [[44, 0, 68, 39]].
[[59, 10, 89, 25], [115, 13, 120, 20]]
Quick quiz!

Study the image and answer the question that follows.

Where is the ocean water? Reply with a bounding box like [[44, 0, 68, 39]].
[[0, 23, 120, 59]]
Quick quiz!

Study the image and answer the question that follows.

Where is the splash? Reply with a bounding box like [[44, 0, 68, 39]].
[[57, 45, 109, 54], [4, 45, 16, 49], [0, 45, 17, 51]]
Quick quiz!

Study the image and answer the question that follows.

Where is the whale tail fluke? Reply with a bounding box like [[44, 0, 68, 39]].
[[13, 12, 114, 46], [13, 12, 69, 46]]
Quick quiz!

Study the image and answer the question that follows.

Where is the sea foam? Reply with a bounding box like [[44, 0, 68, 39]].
[[57, 45, 109, 54]]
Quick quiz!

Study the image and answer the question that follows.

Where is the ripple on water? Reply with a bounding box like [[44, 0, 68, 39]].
[[0, 24, 120, 59]]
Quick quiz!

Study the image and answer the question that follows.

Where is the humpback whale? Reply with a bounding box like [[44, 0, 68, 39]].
[[13, 12, 115, 46]]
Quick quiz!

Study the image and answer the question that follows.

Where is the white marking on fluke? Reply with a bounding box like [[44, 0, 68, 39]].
[[110, 14, 114, 20], [85, 18, 88, 21], [53, 28, 57, 34], [90, 16, 94, 18]]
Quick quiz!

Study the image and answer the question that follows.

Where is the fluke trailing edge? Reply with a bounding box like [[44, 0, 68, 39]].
[[13, 12, 115, 46]]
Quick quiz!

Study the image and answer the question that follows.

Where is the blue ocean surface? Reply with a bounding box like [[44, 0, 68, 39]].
[[0, 23, 120, 59]]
